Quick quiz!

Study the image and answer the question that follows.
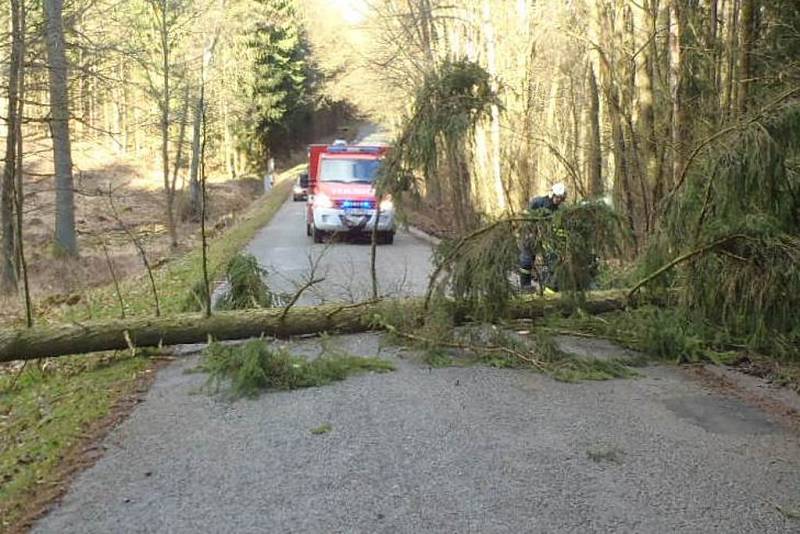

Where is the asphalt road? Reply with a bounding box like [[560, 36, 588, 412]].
[[32, 196, 800, 533], [34, 334, 800, 533], [245, 198, 434, 305]]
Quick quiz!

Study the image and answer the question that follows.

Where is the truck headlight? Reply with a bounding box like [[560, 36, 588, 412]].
[[313, 193, 333, 209], [379, 198, 394, 211]]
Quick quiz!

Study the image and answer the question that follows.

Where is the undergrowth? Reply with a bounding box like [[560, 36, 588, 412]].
[[201, 339, 395, 399]]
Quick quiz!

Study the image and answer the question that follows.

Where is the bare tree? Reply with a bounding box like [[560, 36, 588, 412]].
[[189, 30, 223, 219], [146, 0, 180, 248]]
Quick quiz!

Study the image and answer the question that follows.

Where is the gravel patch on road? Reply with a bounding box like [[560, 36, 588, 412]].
[[34, 333, 800, 533]]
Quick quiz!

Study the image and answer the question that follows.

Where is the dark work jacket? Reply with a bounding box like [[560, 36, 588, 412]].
[[527, 195, 559, 213]]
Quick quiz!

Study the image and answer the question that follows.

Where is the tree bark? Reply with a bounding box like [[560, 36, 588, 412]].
[[152, 0, 179, 248], [0, 291, 629, 362], [1, 0, 23, 294], [188, 88, 203, 217], [669, 0, 690, 191], [222, 100, 235, 179], [172, 84, 190, 198], [481, 0, 506, 212], [637, 0, 659, 212], [585, 63, 603, 197], [722, 0, 739, 117], [736, 0, 755, 114], [190, 34, 221, 218], [16, 0, 31, 326], [44, 0, 78, 256]]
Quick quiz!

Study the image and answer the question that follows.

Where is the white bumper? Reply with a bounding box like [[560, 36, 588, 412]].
[[312, 207, 395, 233]]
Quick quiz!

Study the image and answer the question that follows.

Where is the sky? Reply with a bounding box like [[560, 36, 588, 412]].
[[329, 0, 367, 24]]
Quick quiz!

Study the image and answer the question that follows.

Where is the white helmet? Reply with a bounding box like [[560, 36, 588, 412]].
[[551, 182, 567, 197]]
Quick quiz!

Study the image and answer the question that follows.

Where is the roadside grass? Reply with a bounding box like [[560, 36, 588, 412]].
[[201, 339, 395, 399], [0, 169, 300, 529], [422, 348, 454, 368], [0, 354, 150, 530]]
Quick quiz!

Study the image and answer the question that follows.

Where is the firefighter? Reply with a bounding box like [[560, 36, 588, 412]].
[[519, 182, 567, 291]]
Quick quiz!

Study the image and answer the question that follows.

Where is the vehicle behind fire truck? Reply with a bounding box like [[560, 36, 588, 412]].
[[301, 143, 396, 244]]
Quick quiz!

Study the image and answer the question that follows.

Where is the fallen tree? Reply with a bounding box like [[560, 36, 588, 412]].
[[0, 291, 628, 362]]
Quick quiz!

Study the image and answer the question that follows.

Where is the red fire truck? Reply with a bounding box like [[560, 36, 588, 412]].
[[300, 142, 395, 244]]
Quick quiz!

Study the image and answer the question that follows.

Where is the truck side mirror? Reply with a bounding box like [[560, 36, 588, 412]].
[[299, 172, 309, 188]]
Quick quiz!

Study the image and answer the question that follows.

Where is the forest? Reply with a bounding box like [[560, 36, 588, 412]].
[[314, 0, 800, 364], [1, 0, 800, 529]]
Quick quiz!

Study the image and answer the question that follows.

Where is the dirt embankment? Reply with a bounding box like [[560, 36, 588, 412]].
[[1, 138, 265, 324]]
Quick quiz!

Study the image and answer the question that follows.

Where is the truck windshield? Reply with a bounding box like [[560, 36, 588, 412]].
[[319, 158, 381, 184]]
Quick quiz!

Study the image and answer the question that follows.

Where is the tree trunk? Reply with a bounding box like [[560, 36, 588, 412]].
[[669, 0, 690, 191], [736, 0, 755, 114], [190, 35, 220, 218], [188, 89, 203, 217], [172, 85, 190, 195], [222, 100, 235, 179], [482, 0, 506, 212], [44, 0, 78, 256], [155, 0, 178, 248], [16, 0, 31, 326], [1, 0, 23, 294], [585, 63, 603, 197], [0, 291, 629, 362], [120, 61, 130, 152], [706, 0, 721, 124], [637, 0, 659, 212], [722, 0, 739, 117]]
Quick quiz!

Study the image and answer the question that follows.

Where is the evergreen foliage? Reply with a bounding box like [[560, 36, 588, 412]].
[[641, 101, 800, 355], [380, 58, 500, 230], [216, 253, 275, 310], [236, 0, 326, 164], [537, 202, 627, 300], [430, 201, 625, 320], [201, 339, 395, 399]]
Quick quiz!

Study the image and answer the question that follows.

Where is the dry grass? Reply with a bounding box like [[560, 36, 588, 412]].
[[2, 137, 264, 324]]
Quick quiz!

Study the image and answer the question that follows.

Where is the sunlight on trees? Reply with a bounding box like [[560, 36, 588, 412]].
[[307, 0, 800, 246], [0, 0, 344, 298]]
